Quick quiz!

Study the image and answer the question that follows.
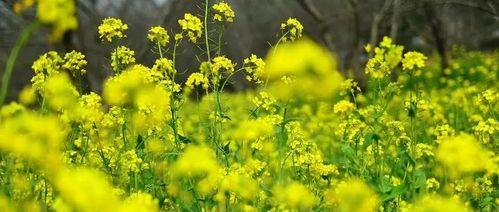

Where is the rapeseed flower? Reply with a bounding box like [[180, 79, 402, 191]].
[[98, 18, 128, 42], [111, 46, 136, 72], [63, 50, 87, 76], [212, 2, 235, 23], [148, 26, 170, 47], [402, 51, 427, 71], [325, 179, 379, 212], [280, 18, 303, 42], [436, 133, 495, 176], [273, 182, 316, 210], [178, 13, 203, 43]]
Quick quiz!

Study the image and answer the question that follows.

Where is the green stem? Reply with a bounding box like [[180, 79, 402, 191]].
[[0, 22, 41, 106], [204, 0, 211, 61], [263, 31, 289, 89], [159, 41, 181, 147]]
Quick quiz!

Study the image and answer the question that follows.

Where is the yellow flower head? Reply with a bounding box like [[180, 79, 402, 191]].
[[436, 133, 495, 176], [63, 50, 87, 76], [334, 100, 355, 114], [111, 46, 136, 72], [212, 56, 235, 75], [402, 51, 427, 71], [171, 145, 221, 178], [244, 54, 265, 84], [98, 18, 128, 42], [409, 195, 470, 212], [185, 73, 209, 90], [178, 13, 203, 43], [32, 51, 63, 75], [324, 179, 379, 212], [273, 182, 316, 210], [152, 58, 175, 75], [37, 0, 78, 42], [43, 73, 80, 111], [265, 38, 343, 99], [212, 2, 235, 23], [148, 26, 170, 47], [365, 37, 404, 79], [280, 18, 303, 42]]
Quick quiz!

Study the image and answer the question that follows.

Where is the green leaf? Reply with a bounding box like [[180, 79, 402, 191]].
[[178, 135, 191, 144], [378, 176, 393, 193], [414, 169, 427, 189], [136, 135, 145, 150], [381, 184, 409, 201]]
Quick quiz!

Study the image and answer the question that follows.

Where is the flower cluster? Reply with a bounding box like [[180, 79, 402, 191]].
[[365, 37, 404, 79], [402, 51, 427, 71], [63, 50, 87, 76], [243, 54, 265, 84], [280, 18, 303, 42], [98, 18, 129, 42], [212, 2, 235, 23], [148, 26, 170, 47], [185, 73, 209, 90], [211, 56, 235, 75], [0, 6, 497, 212], [14, 0, 79, 42], [178, 13, 203, 43], [111, 46, 136, 72]]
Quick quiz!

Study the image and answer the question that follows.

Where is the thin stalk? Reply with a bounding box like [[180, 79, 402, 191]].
[[204, 0, 211, 61], [159, 41, 181, 147], [263, 31, 289, 89], [0, 22, 41, 106]]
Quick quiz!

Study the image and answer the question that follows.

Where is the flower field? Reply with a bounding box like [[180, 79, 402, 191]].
[[0, 0, 497, 211]]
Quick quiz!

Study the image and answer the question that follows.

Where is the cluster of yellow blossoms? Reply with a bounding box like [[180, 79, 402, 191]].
[[178, 13, 203, 43], [0, 1, 497, 211], [98, 18, 129, 42], [212, 2, 235, 23]]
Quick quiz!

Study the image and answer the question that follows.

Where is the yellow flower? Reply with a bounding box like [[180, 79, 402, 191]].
[[212, 56, 235, 75], [13, 0, 35, 14], [0, 112, 66, 172], [212, 2, 235, 23], [252, 91, 276, 113], [265, 38, 343, 99], [324, 179, 379, 212], [436, 133, 495, 176], [151, 58, 175, 75], [333, 100, 355, 114], [148, 26, 170, 47], [408, 195, 470, 212], [273, 182, 316, 210], [104, 65, 170, 132], [171, 145, 221, 178], [280, 18, 303, 42], [18, 86, 36, 105], [43, 73, 79, 111], [98, 17, 128, 42], [218, 172, 258, 201], [32, 51, 63, 75], [185, 73, 209, 90], [122, 192, 159, 212], [37, 0, 78, 42], [426, 178, 440, 191], [111, 46, 136, 72], [55, 168, 121, 211], [178, 13, 203, 43], [402, 51, 427, 71], [63, 50, 87, 75], [244, 54, 265, 84], [365, 37, 403, 79]]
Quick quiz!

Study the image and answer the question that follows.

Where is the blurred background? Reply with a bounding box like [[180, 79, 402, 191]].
[[0, 0, 498, 101]]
